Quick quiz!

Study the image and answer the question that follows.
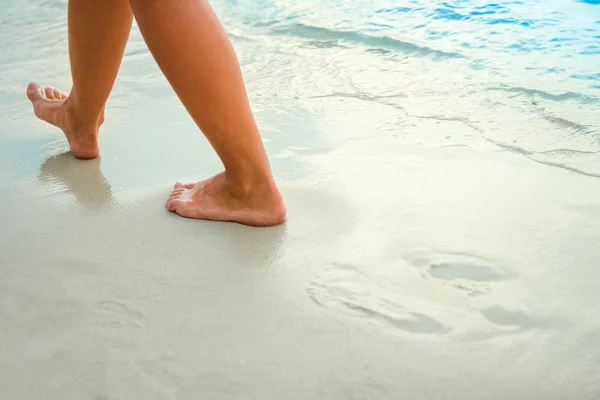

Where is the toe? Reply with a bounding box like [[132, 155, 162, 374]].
[[166, 189, 185, 208], [26, 82, 44, 102], [45, 86, 56, 100], [169, 189, 185, 200], [174, 182, 195, 189], [166, 197, 181, 212], [53, 88, 65, 100], [26, 82, 69, 130]]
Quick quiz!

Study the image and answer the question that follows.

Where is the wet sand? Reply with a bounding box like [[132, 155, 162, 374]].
[[2, 97, 600, 399], [2, 1, 600, 399]]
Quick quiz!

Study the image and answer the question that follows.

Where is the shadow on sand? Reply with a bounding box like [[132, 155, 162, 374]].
[[38, 151, 113, 209]]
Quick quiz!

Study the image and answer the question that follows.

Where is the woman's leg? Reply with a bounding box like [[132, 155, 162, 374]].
[[130, 0, 285, 226], [27, 0, 133, 159]]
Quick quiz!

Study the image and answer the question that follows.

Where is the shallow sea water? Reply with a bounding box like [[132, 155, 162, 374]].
[[1, 0, 599, 399]]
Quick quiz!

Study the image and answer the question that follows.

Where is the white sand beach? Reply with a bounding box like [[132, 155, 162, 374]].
[[1, 0, 600, 398]]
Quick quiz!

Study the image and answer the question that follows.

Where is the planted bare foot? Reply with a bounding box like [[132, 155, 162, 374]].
[[26, 82, 102, 159], [166, 172, 286, 226]]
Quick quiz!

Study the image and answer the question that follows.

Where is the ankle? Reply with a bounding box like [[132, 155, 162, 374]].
[[224, 170, 280, 200], [64, 92, 104, 131]]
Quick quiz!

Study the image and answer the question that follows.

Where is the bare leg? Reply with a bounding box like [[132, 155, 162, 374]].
[[27, 0, 133, 159], [130, 0, 286, 226]]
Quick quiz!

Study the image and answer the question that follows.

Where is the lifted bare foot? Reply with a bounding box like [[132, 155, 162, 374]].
[[26, 82, 103, 159], [166, 172, 286, 226]]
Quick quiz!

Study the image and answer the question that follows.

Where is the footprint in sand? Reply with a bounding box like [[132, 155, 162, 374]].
[[404, 250, 548, 335], [307, 253, 543, 338], [404, 250, 514, 297], [306, 263, 448, 335], [480, 306, 534, 329]]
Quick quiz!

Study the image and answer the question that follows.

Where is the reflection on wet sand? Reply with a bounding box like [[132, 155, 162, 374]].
[[38, 152, 113, 209]]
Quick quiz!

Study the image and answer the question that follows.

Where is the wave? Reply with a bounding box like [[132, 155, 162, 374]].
[[271, 23, 464, 61], [481, 136, 600, 179], [542, 114, 597, 136], [487, 86, 600, 105]]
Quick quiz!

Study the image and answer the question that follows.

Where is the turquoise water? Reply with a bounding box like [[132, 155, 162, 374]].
[[225, 0, 600, 93], [1, 1, 600, 399], [213, 0, 600, 177]]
